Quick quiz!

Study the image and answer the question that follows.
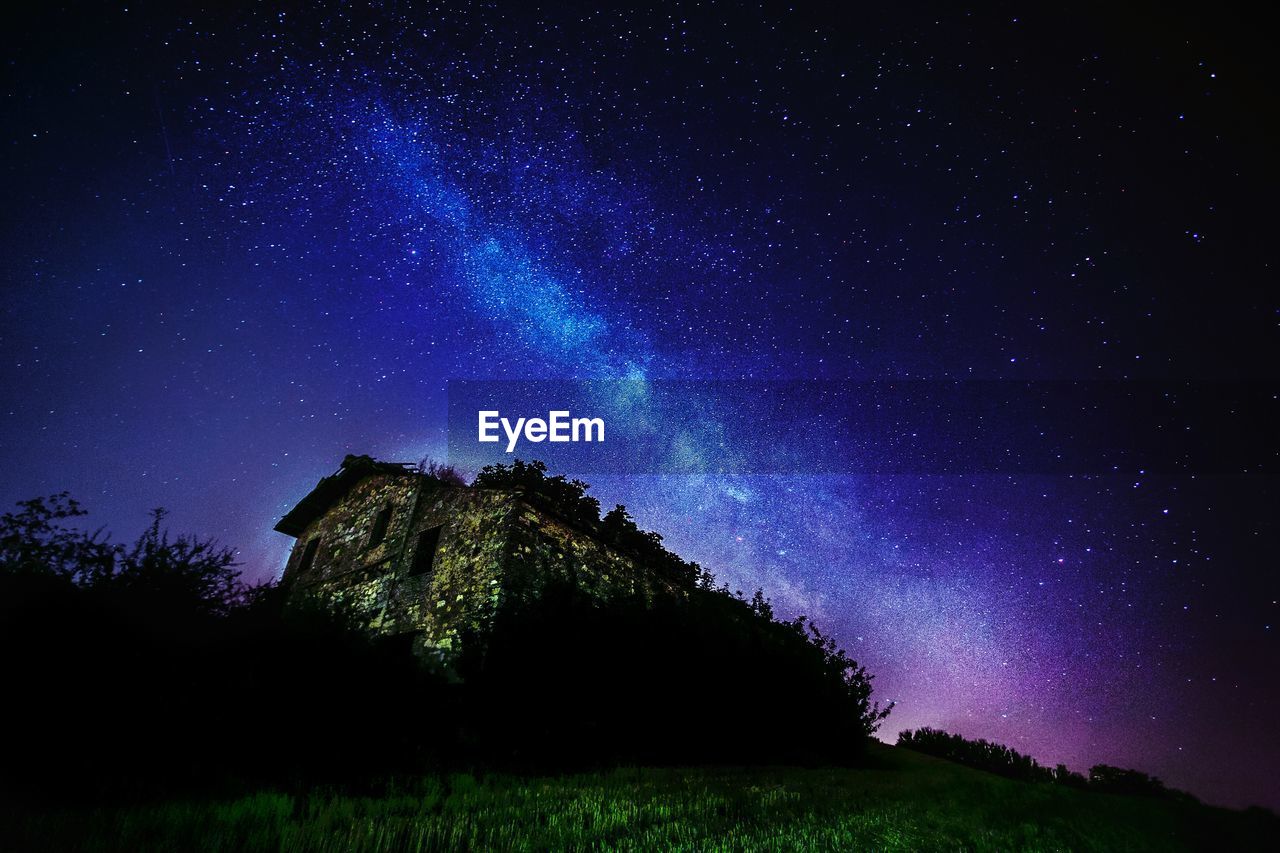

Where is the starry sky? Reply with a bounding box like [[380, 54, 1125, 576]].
[[3, 2, 1277, 809]]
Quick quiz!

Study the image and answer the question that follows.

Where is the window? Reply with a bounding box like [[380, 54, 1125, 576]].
[[408, 526, 442, 577], [297, 537, 321, 574], [368, 505, 393, 548]]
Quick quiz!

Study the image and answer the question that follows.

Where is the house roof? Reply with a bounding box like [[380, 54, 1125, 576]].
[[274, 454, 417, 537]]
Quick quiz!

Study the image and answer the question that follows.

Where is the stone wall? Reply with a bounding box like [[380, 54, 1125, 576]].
[[282, 473, 684, 656], [504, 499, 686, 605], [282, 472, 423, 631], [386, 487, 517, 651]]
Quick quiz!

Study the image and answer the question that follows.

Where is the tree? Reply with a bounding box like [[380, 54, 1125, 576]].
[[1, 494, 245, 616], [101, 508, 244, 617], [0, 492, 113, 582], [0, 494, 454, 797], [1089, 764, 1170, 798], [417, 458, 468, 487], [796, 616, 894, 736], [749, 588, 775, 621], [473, 459, 601, 528]]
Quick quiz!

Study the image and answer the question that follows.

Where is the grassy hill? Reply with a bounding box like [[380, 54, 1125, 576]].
[[3, 744, 1272, 851]]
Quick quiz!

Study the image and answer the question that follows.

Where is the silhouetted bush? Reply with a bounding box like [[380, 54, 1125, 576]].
[[472, 460, 705, 585], [1, 490, 891, 801], [897, 727, 1193, 801], [0, 496, 456, 801], [1054, 763, 1089, 789], [1088, 764, 1183, 800], [457, 580, 890, 769], [417, 458, 468, 487], [472, 460, 601, 529], [2, 576, 458, 801], [897, 727, 1054, 783]]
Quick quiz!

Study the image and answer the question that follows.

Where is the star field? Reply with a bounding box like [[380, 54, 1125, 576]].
[[1, 3, 1276, 808]]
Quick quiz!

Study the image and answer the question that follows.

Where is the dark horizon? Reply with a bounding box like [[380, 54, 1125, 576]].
[[2, 2, 1276, 810]]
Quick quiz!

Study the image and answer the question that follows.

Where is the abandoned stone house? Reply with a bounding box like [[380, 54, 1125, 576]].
[[275, 455, 683, 654]]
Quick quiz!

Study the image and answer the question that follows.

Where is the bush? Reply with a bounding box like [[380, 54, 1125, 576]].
[[1, 487, 892, 800], [1089, 764, 1176, 799], [897, 727, 1191, 801], [0, 496, 455, 800], [472, 460, 601, 529], [896, 727, 1054, 783], [458, 581, 891, 769]]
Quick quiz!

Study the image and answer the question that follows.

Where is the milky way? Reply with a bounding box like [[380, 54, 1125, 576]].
[[2, 4, 1275, 807]]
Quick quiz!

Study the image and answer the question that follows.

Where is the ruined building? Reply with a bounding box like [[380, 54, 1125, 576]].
[[275, 455, 685, 654]]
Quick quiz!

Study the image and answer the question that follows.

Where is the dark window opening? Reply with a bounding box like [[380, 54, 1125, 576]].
[[297, 537, 321, 574], [408, 526, 442, 577], [368, 505, 393, 548]]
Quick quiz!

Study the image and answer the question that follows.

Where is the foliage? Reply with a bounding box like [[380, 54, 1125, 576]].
[[0, 495, 243, 613], [474, 459, 704, 584], [0, 496, 455, 799], [0, 485, 1240, 850], [0, 488, 892, 800], [1055, 763, 1089, 789], [472, 459, 600, 528], [465, 461, 892, 764], [417, 458, 468, 487], [104, 508, 245, 616], [456, 581, 890, 769], [0, 492, 113, 581], [599, 503, 700, 585], [897, 727, 1194, 803], [897, 727, 1055, 783], [1089, 764, 1179, 799], [792, 615, 894, 738], [4, 756, 1276, 852]]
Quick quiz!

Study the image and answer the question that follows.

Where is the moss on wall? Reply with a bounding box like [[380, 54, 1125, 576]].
[[280, 471, 681, 658]]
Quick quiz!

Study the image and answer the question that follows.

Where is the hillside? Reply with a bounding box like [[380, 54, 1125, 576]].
[[4, 744, 1272, 851]]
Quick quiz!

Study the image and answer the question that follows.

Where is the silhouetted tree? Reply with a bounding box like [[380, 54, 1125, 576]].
[[1, 480, 894, 799], [1089, 764, 1171, 798], [93, 508, 244, 616], [417, 457, 468, 487], [750, 588, 775, 620], [456, 578, 891, 769], [0, 495, 452, 800], [1054, 763, 1089, 789], [897, 727, 1054, 783], [473, 460, 600, 528], [0, 492, 113, 581], [898, 727, 1195, 802]]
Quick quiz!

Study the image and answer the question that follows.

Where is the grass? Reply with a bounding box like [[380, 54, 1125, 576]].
[[2, 745, 1272, 851]]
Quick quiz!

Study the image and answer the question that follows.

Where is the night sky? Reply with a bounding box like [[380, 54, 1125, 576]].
[[3, 3, 1276, 809]]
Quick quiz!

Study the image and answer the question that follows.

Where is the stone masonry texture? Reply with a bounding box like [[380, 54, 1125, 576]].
[[277, 456, 682, 656]]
